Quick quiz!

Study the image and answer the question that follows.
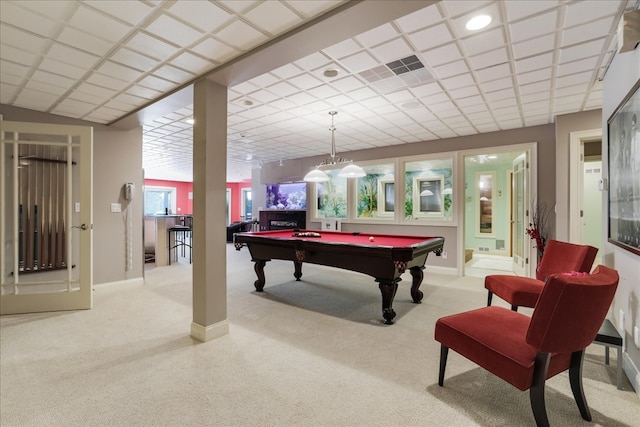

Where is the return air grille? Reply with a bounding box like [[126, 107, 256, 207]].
[[358, 55, 432, 94]]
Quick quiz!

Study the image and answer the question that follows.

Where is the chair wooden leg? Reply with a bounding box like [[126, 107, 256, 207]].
[[569, 349, 592, 421], [530, 352, 551, 427], [487, 291, 493, 306], [438, 345, 449, 386]]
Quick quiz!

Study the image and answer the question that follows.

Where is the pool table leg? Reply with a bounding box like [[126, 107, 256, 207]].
[[293, 260, 302, 281], [378, 279, 399, 324], [253, 260, 267, 291], [409, 266, 425, 303]]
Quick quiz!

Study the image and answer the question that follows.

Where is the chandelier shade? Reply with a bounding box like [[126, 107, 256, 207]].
[[303, 168, 330, 182], [338, 163, 366, 178]]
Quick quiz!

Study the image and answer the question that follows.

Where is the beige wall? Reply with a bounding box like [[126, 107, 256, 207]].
[[602, 46, 640, 393], [0, 104, 144, 285], [554, 109, 602, 241]]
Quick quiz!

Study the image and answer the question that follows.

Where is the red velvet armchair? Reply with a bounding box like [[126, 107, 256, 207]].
[[485, 239, 598, 311], [435, 265, 619, 426]]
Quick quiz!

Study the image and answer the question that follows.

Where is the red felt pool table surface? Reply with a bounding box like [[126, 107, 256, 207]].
[[234, 229, 445, 324]]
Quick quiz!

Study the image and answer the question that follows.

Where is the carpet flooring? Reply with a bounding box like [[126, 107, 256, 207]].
[[1, 244, 638, 426]]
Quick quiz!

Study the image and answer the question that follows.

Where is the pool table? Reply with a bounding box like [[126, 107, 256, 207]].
[[234, 229, 445, 324]]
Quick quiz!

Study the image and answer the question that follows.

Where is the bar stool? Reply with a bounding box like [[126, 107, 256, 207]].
[[168, 218, 192, 264]]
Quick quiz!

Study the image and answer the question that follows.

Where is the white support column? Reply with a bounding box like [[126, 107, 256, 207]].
[[191, 79, 229, 342]]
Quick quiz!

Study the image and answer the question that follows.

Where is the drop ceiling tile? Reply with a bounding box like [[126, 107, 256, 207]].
[[167, 0, 233, 33], [248, 89, 279, 103], [503, 0, 560, 21], [561, 17, 615, 47], [216, 19, 269, 51], [16, 90, 63, 111], [31, 69, 75, 89], [137, 74, 178, 92], [468, 47, 508, 70], [508, 10, 557, 43], [286, 91, 317, 105], [517, 67, 552, 85], [395, 4, 442, 33], [519, 80, 551, 95], [485, 87, 515, 101], [420, 44, 463, 70], [84, 0, 153, 26], [431, 60, 469, 79], [288, 73, 324, 90], [475, 62, 511, 82], [24, 79, 68, 96], [449, 85, 481, 99], [481, 77, 513, 92], [126, 84, 162, 100], [0, 26, 48, 53], [58, 26, 113, 56], [564, 0, 619, 27], [267, 81, 300, 97], [127, 32, 180, 61], [370, 37, 414, 64], [457, 95, 485, 108], [75, 82, 118, 98], [407, 23, 454, 51], [514, 52, 553, 73], [440, 0, 493, 18], [555, 83, 589, 98], [190, 38, 238, 63], [244, 1, 302, 35], [559, 39, 605, 63], [86, 72, 131, 92], [96, 61, 143, 82], [0, 67, 23, 84], [153, 64, 196, 84], [557, 56, 599, 76], [308, 84, 342, 99], [146, 15, 204, 47], [171, 52, 214, 75], [0, 1, 60, 38], [0, 44, 38, 67], [440, 73, 475, 90], [271, 63, 304, 79], [511, 33, 555, 59], [69, 4, 132, 42], [110, 47, 159, 72], [355, 23, 399, 48], [331, 75, 367, 93], [460, 27, 505, 56], [339, 51, 380, 74], [286, 0, 342, 18], [323, 38, 362, 59]]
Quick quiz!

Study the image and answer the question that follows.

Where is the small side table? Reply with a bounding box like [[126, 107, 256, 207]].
[[592, 318, 623, 389]]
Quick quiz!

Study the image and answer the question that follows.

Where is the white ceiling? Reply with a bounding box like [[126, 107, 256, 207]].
[[1, 1, 634, 182]]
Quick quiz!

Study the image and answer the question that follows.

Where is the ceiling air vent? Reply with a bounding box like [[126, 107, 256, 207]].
[[359, 55, 432, 94]]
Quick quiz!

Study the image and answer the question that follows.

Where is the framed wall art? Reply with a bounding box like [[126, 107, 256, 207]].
[[607, 79, 640, 256]]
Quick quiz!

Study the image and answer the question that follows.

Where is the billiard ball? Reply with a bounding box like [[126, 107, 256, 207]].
[[369, 236, 375, 242]]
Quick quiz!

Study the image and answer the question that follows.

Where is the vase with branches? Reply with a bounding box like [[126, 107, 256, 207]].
[[526, 197, 549, 260]]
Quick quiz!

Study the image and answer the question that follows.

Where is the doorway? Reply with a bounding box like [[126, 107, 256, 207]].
[[569, 129, 603, 266], [462, 145, 535, 278]]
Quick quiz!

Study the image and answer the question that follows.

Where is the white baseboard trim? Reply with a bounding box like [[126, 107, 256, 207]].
[[93, 277, 144, 288], [425, 266, 457, 275], [191, 320, 229, 342], [623, 351, 640, 397]]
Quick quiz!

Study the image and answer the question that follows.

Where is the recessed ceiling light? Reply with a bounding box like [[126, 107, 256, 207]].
[[466, 14, 492, 31], [401, 101, 421, 109], [185, 118, 195, 125], [242, 99, 253, 106], [323, 68, 339, 78]]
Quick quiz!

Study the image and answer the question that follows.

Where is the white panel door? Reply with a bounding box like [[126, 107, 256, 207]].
[[1, 119, 93, 314], [511, 153, 528, 276]]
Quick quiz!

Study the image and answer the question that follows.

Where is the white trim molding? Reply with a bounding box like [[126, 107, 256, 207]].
[[191, 319, 229, 342]]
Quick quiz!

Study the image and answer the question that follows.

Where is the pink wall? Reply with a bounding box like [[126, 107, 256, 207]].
[[144, 179, 251, 222]]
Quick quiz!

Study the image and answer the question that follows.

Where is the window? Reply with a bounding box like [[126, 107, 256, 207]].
[[404, 157, 453, 221], [313, 169, 347, 219], [354, 163, 395, 219], [144, 186, 176, 215], [242, 188, 252, 220]]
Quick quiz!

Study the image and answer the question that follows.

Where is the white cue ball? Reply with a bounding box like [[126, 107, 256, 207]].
[[369, 236, 375, 242]]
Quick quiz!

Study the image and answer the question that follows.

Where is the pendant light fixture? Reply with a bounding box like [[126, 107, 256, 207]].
[[303, 111, 366, 182]]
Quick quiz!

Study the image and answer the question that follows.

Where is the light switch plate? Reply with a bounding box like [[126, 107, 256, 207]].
[[75, 202, 80, 212], [110, 203, 121, 213]]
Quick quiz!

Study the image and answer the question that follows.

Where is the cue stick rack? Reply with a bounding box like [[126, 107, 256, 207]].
[[15, 144, 74, 274]]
